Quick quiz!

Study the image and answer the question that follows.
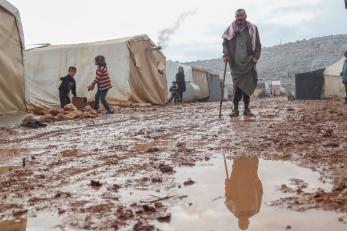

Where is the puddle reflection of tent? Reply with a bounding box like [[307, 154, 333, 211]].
[[0, 0, 26, 114], [224, 156, 263, 230], [295, 57, 346, 99], [25, 35, 168, 108]]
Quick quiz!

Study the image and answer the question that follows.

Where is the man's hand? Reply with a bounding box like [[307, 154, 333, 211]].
[[224, 56, 230, 64], [252, 57, 258, 64]]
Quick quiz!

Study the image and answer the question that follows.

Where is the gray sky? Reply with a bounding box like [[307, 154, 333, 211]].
[[9, 0, 347, 62]]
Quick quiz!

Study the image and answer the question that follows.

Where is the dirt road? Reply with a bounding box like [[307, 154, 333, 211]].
[[0, 98, 346, 230]]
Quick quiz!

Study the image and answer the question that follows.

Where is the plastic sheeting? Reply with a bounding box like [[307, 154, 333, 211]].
[[25, 35, 168, 108], [0, 0, 25, 114], [207, 73, 221, 102], [295, 69, 324, 100]]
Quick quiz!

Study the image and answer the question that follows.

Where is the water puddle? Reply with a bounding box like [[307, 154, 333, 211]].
[[0, 148, 44, 156], [0, 166, 21, 175], [0, 213, 61, 231], [154, 156, 345, 231], [61, 149, 87, 158]]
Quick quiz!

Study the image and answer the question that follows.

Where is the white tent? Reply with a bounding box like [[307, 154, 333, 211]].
[[0, 0, 25, 114], [25, 35, 168, 108], [323, 58, 346, 97], [165, 60, 193, 94]]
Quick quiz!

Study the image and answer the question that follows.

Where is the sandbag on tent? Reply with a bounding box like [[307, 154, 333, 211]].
[[165, 60, 192, 97], [323, 57, 346, 98], [25, 35, 168, 108], [0, 0, 25, 114]]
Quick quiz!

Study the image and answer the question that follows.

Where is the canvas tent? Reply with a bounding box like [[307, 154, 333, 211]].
[[0, 0, 26, 114], [25, 35, 168, 108], [295, 69, 325, 100], [322, 58, 346, 97]]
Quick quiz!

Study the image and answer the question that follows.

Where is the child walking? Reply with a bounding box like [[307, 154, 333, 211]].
[[88, 55, 113, 114]]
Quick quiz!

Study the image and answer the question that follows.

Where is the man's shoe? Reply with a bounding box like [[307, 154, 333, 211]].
[[106, 111, 114, 114], [244, 109, 255, 117], [229, 110, 239, 117]]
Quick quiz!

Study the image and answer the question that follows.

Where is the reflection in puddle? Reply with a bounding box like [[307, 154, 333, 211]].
[[0, 166, 21, 175], [156, 156, 345, 231], [224, 156, 262, 230], [0, 218, 26, 231], [0, 213, 60, 231]]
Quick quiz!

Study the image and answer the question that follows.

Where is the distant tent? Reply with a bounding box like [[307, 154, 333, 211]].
[[25, 35, 168, 107], [192, 67, 209, 101], [0, 0, 26, 114], [271, 81, 281, 96], [323, 57, 345, 97], [191, 66, 221, 102], [206, 70, 221, 102], [295, 69, 325, 100], [165, 60, 193, 98], [220, 72, 233, 99]]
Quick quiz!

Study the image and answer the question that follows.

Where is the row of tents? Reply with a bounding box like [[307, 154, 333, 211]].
[[0, 0, 226, 115], [295, 58, 346, 100]]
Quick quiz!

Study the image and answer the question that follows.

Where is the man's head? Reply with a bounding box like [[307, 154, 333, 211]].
[[68, 66, 77, 77], [172, 81, 177, 85], [235, 9, 247, 25], [344, 51, 347, 58], [178, 67, 184, 73], [95, 55, 106, 66]]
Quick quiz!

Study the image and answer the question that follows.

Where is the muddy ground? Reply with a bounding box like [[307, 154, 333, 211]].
[[0, 97, 346, 230]]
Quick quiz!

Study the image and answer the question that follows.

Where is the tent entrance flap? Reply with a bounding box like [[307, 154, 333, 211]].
[[295, 69, 324, 100]]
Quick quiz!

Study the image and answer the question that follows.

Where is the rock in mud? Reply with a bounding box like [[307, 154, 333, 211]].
[[90, 180, 102, 187], [183, 178, 195, 186], [158, 163, 174, 173], [156, 214, 171, 223]]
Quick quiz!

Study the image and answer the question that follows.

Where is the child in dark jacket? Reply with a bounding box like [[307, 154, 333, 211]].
[[59, 66, 77, 107], [168, 81, 179, 104]]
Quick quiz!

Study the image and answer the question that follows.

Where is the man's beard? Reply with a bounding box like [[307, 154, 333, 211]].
[[237, 19, 245, 25]]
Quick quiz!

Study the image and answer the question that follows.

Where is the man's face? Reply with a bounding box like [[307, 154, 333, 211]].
[[345, 53, 347, 59], [235, 10, 246, 25], [69, 69, 76, 77]]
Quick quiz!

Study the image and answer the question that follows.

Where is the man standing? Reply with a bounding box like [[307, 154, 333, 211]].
[[340, 51, 347, 104], [222, 9, 261, 117]]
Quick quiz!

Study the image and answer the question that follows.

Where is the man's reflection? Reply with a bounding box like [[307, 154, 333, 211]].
[[0, 218, 26, 231], [224, 156, 263, 230]]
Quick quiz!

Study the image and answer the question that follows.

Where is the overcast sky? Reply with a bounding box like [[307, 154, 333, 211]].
[[9, 0, 347, 62]]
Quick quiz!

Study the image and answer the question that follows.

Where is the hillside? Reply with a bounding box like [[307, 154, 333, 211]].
[[184, 34, 347, 89]]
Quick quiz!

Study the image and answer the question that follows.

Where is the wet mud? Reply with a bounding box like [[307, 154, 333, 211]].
[[0, 97, 346, 230]]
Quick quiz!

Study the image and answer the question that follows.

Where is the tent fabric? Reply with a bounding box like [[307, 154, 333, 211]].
[[207, 73, 221, 102], [295, 69, 325, 100], [0, 0, 25, 114], [25, 35, 168, 108], [192, 68, 209, 100], [183, 82, 200, 103], [165, 60, 192, 97], [323, 57, 345, 97]]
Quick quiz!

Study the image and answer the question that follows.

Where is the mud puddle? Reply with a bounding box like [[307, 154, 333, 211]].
[[0, 213, 61, 231], [119, 156, 345, 231], [159, 156, 345, 231], [61, 149, 87, 158]]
